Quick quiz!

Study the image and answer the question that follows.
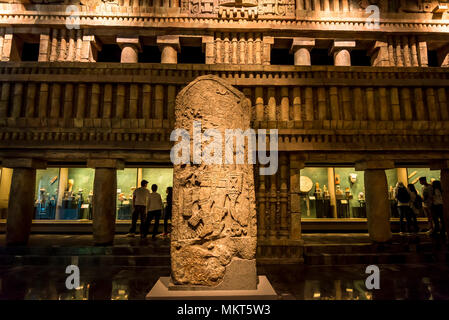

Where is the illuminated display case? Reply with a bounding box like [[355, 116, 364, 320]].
[[299, 167, 426, 220]]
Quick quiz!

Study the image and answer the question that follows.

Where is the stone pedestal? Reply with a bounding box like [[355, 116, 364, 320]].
[[146, 276, 277, 300], [331, 40, 356, 66], [290, 38, 315, 66], [3, 158, 46, 245], [88, 159, 124, 245]]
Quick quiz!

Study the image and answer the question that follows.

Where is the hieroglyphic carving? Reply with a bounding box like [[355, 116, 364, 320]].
[[171, 76, 257, 289], [180, 0, 295, 19]]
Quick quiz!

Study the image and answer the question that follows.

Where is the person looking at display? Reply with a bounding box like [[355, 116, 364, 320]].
[[127, 180, 150, 238], [163, 187, 173, 238], [419, 177, 434, 235], [145, 184, 163, 240], [408, 183, 422, 233], [431, 180, 446, 239], [394, 182, 413, 234]]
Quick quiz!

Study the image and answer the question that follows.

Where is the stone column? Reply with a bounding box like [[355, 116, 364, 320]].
[[81, 34, 101, 62], [327, 167, 337, 218], [397, 168, 408, 185], [0, 167, 13, 219], [38, 31, 51, 62], [3, 158, 46, 246], [331, 40, 356, 66], [356, 161, 394, 243], [289, 154, 304, 240], [370, 41, 390, 67], [202, 36, 214, 64], [262, 36, 274, 65], [1, 31, 20, 62], [437, 44, 449, 67], [55, 168, 68, 220], [418, 40, 428, 67], [88, 159, 124, 245], [117, 36, 141, 63], [157, 35, 180, 64], [290, 38, 315, 66]]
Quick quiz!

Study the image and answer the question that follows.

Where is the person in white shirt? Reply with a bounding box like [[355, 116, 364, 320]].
[[145, 184, 163, 240], [128, 180, 150, 238]]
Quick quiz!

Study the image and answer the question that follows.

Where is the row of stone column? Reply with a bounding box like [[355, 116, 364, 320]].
[[291, 38, 355, 66], [246, 85, 449, 122], [296, 0, 351, 11], [3, 158, 123, 246], [0, 81, 177, 120]]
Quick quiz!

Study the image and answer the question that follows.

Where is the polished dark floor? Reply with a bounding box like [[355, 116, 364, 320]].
[[0, 234, 448, 300]]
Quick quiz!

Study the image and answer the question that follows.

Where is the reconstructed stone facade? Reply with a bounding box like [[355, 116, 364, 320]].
[[0, 0, 449, 260]]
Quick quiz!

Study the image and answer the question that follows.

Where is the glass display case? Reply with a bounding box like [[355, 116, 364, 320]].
[[116, 168, 138, 220], [59, 168, 94, 220], [142, 167, 173, 208], [34, 168, 59, 219]]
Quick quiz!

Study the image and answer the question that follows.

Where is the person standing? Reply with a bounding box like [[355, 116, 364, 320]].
[[407, 184, 420, 233], [128, 180, 150, 238], [394, 182, 412, 234], [431, 180, 446, 238], [163, 187, 173, 238], [419, 177, 434, 234], [145, 184, 163, 240]]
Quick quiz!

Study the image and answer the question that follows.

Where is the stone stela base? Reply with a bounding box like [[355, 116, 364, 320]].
[[146, 276, 278, 300]]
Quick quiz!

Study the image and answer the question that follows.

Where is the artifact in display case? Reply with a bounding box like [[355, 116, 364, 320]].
[[314, 182, 323, 199], [61, 179, 81, 219], [323, 185, 329, 199], [300, 176, 313, 217], [335, 174, 341, 185], [353, 192, 367, 218], [389, 185, 395, 200], [35, 188, 56, 219], [336, 185, 350, 218], [117, 188, 133, 220], [349, 173, 357, 184]]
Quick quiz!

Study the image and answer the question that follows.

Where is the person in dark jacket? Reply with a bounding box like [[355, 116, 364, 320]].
[[163, 186, 173, 237]]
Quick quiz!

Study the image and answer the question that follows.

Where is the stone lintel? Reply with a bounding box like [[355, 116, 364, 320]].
[[2, 158, 46, 169], [157, 35, 181, 52], [290, 38, 315, 54], [355, 160, 395, 171], [429, 160, 449, 170], [116, 36, 142, 51], [330, 40, 356, 54], [87, 158, 124, 170]]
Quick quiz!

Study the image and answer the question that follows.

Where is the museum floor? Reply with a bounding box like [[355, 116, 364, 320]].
[[0, 233, 448, 300]]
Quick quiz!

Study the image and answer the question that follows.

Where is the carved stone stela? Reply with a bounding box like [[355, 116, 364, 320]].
[[171, 75, 257, 290]]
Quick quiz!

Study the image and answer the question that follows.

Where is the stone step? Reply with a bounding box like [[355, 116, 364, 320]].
[[0, 254, 170, 267], [304, 251, 449, 266]]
